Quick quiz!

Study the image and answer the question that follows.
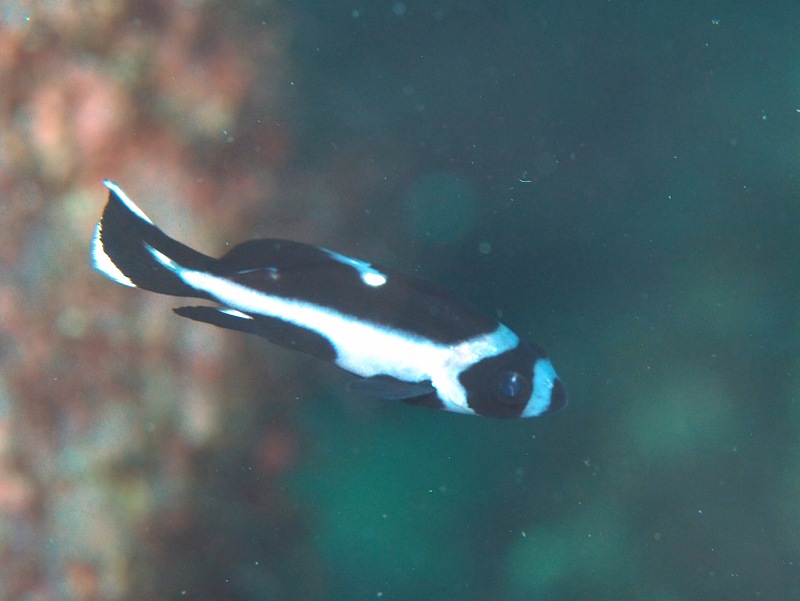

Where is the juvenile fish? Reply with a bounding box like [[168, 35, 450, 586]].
[[91, 181, 566, 418]]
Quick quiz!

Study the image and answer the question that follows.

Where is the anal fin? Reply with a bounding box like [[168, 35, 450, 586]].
[[347, 375, 436, 401], [174, 306, 257, 335]]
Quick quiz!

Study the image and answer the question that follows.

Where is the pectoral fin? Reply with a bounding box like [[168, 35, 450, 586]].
[[347, 376, 436, 401]]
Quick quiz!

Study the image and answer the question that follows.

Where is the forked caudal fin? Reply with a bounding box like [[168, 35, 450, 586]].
[[91, 180, 214, 298]]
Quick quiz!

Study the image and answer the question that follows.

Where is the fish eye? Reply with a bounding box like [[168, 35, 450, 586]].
[[492, 371, 530, 405]]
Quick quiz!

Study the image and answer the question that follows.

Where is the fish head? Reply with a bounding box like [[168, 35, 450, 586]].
[[458, 340, 567, 418]]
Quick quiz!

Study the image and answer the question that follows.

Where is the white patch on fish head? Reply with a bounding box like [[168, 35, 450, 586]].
[[521, 358, 559, 418]]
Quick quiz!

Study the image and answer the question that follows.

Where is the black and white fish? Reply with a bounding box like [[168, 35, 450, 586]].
[[91, 181, 566, 418]]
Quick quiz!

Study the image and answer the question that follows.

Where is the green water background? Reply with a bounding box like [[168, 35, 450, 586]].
[[284, 2, 800, 600]]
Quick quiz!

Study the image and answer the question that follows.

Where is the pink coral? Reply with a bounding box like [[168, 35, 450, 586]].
[[0, 1, 309, 598]]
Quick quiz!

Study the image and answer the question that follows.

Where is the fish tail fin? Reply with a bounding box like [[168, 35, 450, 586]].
[[91, 180, 213, 298]]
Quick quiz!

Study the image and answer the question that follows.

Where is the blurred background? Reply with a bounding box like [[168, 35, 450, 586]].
[[1, 1, 799, 600]]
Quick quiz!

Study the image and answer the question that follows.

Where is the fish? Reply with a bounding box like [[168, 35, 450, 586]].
[[90, 180, 566, 418]]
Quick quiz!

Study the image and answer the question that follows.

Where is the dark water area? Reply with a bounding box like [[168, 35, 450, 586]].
[[285, 3, 800, 600], [1, 1, 798, 600]]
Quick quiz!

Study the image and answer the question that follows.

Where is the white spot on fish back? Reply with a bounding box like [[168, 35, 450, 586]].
[[362, 271, 388, 287], [323, 248, 387, 287]]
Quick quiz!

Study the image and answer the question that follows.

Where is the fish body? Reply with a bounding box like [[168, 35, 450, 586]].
[[91, 181, 566, 418]]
